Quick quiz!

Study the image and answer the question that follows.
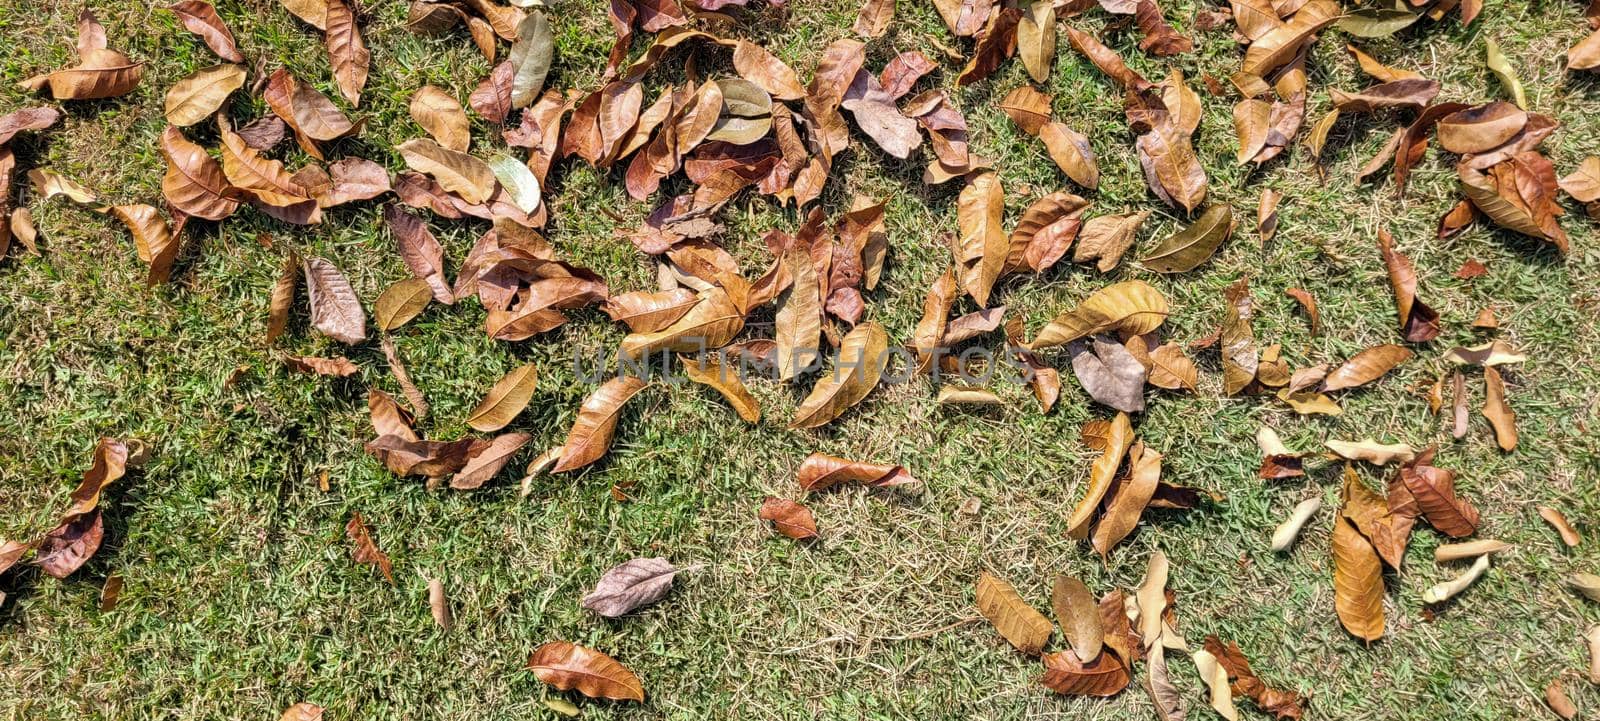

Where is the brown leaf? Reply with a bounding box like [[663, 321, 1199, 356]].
[[103, 204, 179, 286], [1202, 636, 1307, 719], [167, 2, 243, 62], [1569, 27, 1600, 71], [1459, 154, 1569, 253], [1235, 98, 1272, 163], [1546, 679, 1578, 720], [1142, 204, 1233, 273], [1451, 371, 1469, 439], [774, 243, 822, 382], [1330, 79, 1440, 113], [346, 512, 394, 584], [325, 0, 369, 106], [853, 0, 895, 37], [1482, 365, 1517, 451], [1039, 122, 1099, 189], [398, 138, 496, 205], [1092, 442, 1162, 555], [1284, 287, 1318, 335], [1008, 191, 1089, 274], [302, 257, 367, 344], [1135, 0, 1193, 56], [366, 435, 474, 477], [1041, 649, 1132, 696], [469, 61, 515, 124], [159, 126, 239, 220], [264, 68, 361, 149], [999, 86, 1052, 135], [976, 571, 1053, 655], [284, 354, 359, 377], [957, 7, 1022, 87], [1018, 1, 1057, 83], [510, 11, 553, 108], [1342, 465, 1413, 570], [35, 510, 104, 580], [278, 0, 328, 28], [1067, 411, 1134, 539], [1220, 277, 1258, 396], [617, 287, 744, 360], [1064, 25, 1147, 89], [1539, 506, 1582, 547], [410, 86, 471, 152], [266, 251, 298, 344], [0, 107, 62, 147], [1051, 575, 1104, 662], [603, 288, 698, 332], [554, 376, 648, 473], [236, 116, 286, 151], [796, 452, 916, 492], [1438, 102, 1528, 154], [25, 11, 144, 100], [1073, 211, 1149, 272], [1377, 229, 1440, 342], [466, 363, 539, 432], [581, 557, 681, 617], [759, 497, 819, 539], [367, 389, 417, 442], [1145, 342, 1198, 392], [790, 322, 889, 429], [374, 278, 431, 332], [1032, 281, 1168, 349], [1400, 450, 1480, 537], [1133, 92, 1209, 211], [164, 63, 245, 127], [1322, 344, 1412, 392], [733, 41, 805, 101], [1071, 337, 1148, 413], [843, 74, 922, 160], [219, 118, 313, 211], [383, 204, 453, 303], [1331, 510, 1385, 641], [528, 642, 645, 702], [682, 354, 760, 423]]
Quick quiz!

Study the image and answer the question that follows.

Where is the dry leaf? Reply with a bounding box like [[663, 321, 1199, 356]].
[[1073, 211, 1148, 272], [510, 11, 553, 108], [682, 354, 760, 423], [1018, 1, 1058, 83], [1031, 281, 1168, 349], [1331, 511, 1385, 641], [346, 512, 394, 584], [1194, 649, 1240, 720], [1071, 336, 1148, 413], [280, 703, 324, 721], [1400, 451, 1480, 538], [325, 0, 369, 105], [1142, 205, 1233, 273], [1326, 439, 1416, 465], [554, 376, 648, 473], [25, 11, 144, 100], [1322, 345, 1412, 392], [999, 86, 1052, 135], [1271, 497, 1321, 552], [467, 363, 539, 432], [796, 452, 916, 492], [956, 172, 1007, 307], [398, 138, 497, 205], [976, 571, 1053, 655], [759, 497, 818, 539], [790, 322, 889, 429], [616, 287, 743, 360], [103, 204, 179, 286], [582, 557, 682, 617], [1092, 442, 1162, 556], [1067, 412, 1133, 539], [774, 243, 822, 382], [1041, 648, 1132, 696], [1482, 365, 1517, 451], [410, 86, 471, 152], [1377, 230, 1440, 342], [528, 641, 645, 702], [1538, 506, 1581, 547], [374, 278, 432, 331], [303, 257, 366, 344], [1051, 575, 1104, 663], [167, 2, 243, 62], [164, 63, 245, 126], [1039, 122, 1099, 189], [284, 354, 358, 377], [1434, 539, 1511, 562], [449, 432, 532, 489]]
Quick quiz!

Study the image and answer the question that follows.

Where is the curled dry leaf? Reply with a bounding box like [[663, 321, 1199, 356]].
[[1443, 339, 1527, 367], [29, 168, 97, 205], [759, 497, 818, 539], [1400, 451, 1480, 538], [1421, 553, 1490, 604], [1538, 506, 1581, 547], [103, 204, 179, 286], [24, 11, 144, 100], [165, 63, 245, 126], [582, 557, 682, 617], [1194, 649, 1240, 721], [167, 2, 243, 62], [956, 172, 1007, 307], [1257, 189, 1281, 243], [374, 278, 432, 332], [449, 432, 533, 489], [303, 257, 366, 344], [1376, 230, 1440, 342], [1202, 636, 1307, 719], [284, 354, 359, 377], [682, 354, 760, 423], [467, 363, 539, 432], [1434, 539, 1511, 562], [1051, 575, 1104, 663], [266, 251, 298, 344], [1031, 281, 1168, 349], [528, 641, 645, 702], [1482, 366, 1517, 451], [1091, 442, 1162, 556], [1326, 439, 1416, 465], [1438, 102, 1528, 155], [790, 322, 889, 429], [1018, 1, 1057, 83], [325, 0, 369, 105], [1546, 679, 1578, 720], [1041, 649, 1132, 696], [1067, 412, 1133, 539], [1321, 344, 1412, 392], [999, 86, 1052, 135], [976, 571, 1053, 656], [554, 376, 648, 473], [1142, 204, 1233, 273], [1571, 573, 1600, 602], [1284, 287, 1318, 336], [936, 385, 1003, 405], [603, 288, 698, 333], [1271, 497, 1321, 552], [615, 287, 742, 360], [346, 512, 394, 584], [796, 452, 916, 492], [428, 577, 452, 630]]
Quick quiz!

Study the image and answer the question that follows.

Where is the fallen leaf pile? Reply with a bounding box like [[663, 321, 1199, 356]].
[[4, 0, 1597, 715]]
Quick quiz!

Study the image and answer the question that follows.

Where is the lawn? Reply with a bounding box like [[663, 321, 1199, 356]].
[[1, 0, 1598, 719]]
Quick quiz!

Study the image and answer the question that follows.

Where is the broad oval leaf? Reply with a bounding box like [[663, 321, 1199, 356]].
[[164, 63, 245, 126], [487, 154, 541, 214], [159, 126, 239, 220], [1331, 512, 1385, 641], [467, 362, 539, 432], [409, 85, 471, 152], [303, 257, 367, 344], [1039, 122, 1099, 189], [325, 0, 369, 105], [759, 497, 818, 539], [790, 321, 890, 429], [1031, 281, 1169, 349], [1041, 650, 1131, 696], [1141, 204, 1233, 273], [167, 1, 243, 62], [103, 204, 178, 285], [602, 288, 698, 333], [976, 571, 1053, 656], [617, 287, 745, 360], [956, 172, 1007, 307], [553, 376, 648, 473], [1052, 575, 1104, 663], [528, 642, 645, 702], [796, 452, 917, 491], [1321, 344, 1412, 391], [1438, 102, 1527, 155], [397, 138, 497, 205], [510, 11, 553, 108], [374, 277, 432, 331], [581, 557, 681, 617]]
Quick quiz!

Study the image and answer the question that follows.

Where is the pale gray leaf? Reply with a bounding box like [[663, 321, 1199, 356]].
[[1069, 335, 1147, 412], [509, 11, 553, 109], [303, 257, 367, 344], [581, 557, 682, 618]]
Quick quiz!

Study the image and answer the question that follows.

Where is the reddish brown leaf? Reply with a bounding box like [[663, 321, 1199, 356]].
[[167, 1, 244, 63], [1041, 650, 1132, 696], [1322, 344, 1412, 392], [528, 641, 645, 702], [554, 376, 648, 473], [1399, 449, 1480, 537], [758, 497, 818, 539], [159, 126, 240, 221], [796, 453, 917, 492], [1377, 229, 1440, 342], [346, 512, 393, 583]]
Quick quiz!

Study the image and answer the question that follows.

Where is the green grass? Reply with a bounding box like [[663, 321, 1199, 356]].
[[2, 0, 1598, 719]]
